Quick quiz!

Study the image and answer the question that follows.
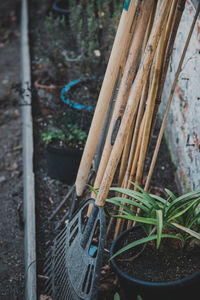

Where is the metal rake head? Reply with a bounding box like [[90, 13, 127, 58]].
[[43, 199, 106, 300]]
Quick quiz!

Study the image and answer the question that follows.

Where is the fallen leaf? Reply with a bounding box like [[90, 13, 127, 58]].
[[48, 197, 54, 204], [7, 162, 18, 171], [39, 295, 52, 300], [0, 176, 6, 184]]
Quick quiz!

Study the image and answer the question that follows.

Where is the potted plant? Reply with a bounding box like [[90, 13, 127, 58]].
[[41, 124, 87, 184], [106, 182, 200, 300]]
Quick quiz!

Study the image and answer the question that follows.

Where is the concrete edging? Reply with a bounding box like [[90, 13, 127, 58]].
[[21, 0, 37, 299]]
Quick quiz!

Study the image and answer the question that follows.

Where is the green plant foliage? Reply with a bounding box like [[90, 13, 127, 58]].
[[106, 182, 200, 259], [66, 123, 87, 147], [114, 292, 120, 300], [41, 123, 87, 149], [35, 0, 123, 76], [41, 127, 65, 144], [36, 12, 70, 70], [68, 0, 123, 75]]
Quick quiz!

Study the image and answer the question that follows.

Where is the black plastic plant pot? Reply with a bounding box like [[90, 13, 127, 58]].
[[46, 145, 82, 184], [110, 227, 200, 300]]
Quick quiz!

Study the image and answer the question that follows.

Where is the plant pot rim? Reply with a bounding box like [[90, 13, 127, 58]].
[[110, 226, 200, 288], [46, 144, 83, 155]]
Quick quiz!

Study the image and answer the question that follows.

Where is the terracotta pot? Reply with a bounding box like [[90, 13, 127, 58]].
[[110, 226, 200, 300]]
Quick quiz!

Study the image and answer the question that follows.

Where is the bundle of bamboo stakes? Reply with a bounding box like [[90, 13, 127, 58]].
[[89, 0, 200, 239]]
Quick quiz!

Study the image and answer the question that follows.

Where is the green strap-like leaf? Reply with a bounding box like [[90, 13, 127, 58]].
[[165, 188, 176, 200], [167, 198, 200, 222], [87, 184, 98, 195], [166, 191, 200, 213], [129, 181, 160, 209], [106, 197, 149, 213], [109, 187, 154, 209], [171, 222, 200, 240], [110, 234, 182, 260], [111, 214, 157, 225], [149, 194, 169, 207], [156, 210, 163, 249], [107, 201, 135, 215], [114, 292, 120, 300], [188, 211, 200, 228]]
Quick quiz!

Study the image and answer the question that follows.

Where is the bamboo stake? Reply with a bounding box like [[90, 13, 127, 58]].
[[113, 0, 172, 236], [141, 0, 157, 58], [113, 112, 147, 238], [117, 0, 157, 187], [75, 0, 137, 197], [107, 4, 157, 237], [118, 115, 135, 186], [118, 0, 157, 191], [119, 0, 143, 81], [126, 0, 186, 229], [124, 0, 163, 187], [91, 0, 155, 197], [127, 0, 178, 189], [125, 37, 166, 228], [150, 0, 185, 139], [134, 30, 166, 189], [95, 0, 172, 208], [145, 1, 200, 192]]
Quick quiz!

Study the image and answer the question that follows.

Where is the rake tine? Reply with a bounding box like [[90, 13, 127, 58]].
[[54, 257, 67, 284], [44, 280, 53, 296], [55, 211, 71, 230], [57, 271, 75, 300], [48, 186, 74, 222], [43, 254, 52, 270], [43, 239, 66, 274], [56, 272, 68, 299], [44, 247, 66, 280]]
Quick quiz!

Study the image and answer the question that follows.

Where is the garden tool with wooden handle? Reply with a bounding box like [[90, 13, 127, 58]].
[[91, 0, 155, 199], [43, 2, 172, 300], [67, 0, 138, 218], [74, 0, 138, 198]]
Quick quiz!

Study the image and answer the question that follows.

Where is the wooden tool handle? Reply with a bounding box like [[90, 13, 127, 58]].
[[91, 0, 154, 193], [75, 0, 137, 197], [95, 0, 171, 207]]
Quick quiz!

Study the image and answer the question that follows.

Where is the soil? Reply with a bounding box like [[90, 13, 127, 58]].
[[0, 0, 184, 300], [0, 1, 194, 300], [28, 1, 184, 299], [114, 227, 200, 283], [0, 0, 24, 299]]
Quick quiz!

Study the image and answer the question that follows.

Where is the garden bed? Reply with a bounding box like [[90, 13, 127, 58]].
[[29, 1, 179, 299]]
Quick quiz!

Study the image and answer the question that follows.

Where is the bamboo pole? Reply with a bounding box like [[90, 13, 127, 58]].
[[118, 115, 135, 187], [145, 1, 200, 191], [125, 28, 167, 229], [75, 0, 137, 197], [113, 113, 146, 238], [95, 0, 172, 208], [117, 0, 158, 187], [134, 30, 166, 189], [91, 0, 155, 197], [150, 0, 185, 139], [107, 4, 157, 237]]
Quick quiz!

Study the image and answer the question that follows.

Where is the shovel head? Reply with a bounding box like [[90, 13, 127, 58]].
[[44, 198, 106, 300]]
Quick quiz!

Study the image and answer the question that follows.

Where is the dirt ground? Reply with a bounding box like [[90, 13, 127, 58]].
[[0, 0, 24, 299], [0, 1, 179, 299], [30, 2, 179, 300]]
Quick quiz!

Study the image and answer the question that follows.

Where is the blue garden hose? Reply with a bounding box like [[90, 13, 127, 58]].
[[52, 0, 70, 14], [60, 77, 96, 112]]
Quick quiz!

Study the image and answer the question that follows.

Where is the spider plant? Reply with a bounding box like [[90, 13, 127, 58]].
[[106, 182, 200, 260]]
